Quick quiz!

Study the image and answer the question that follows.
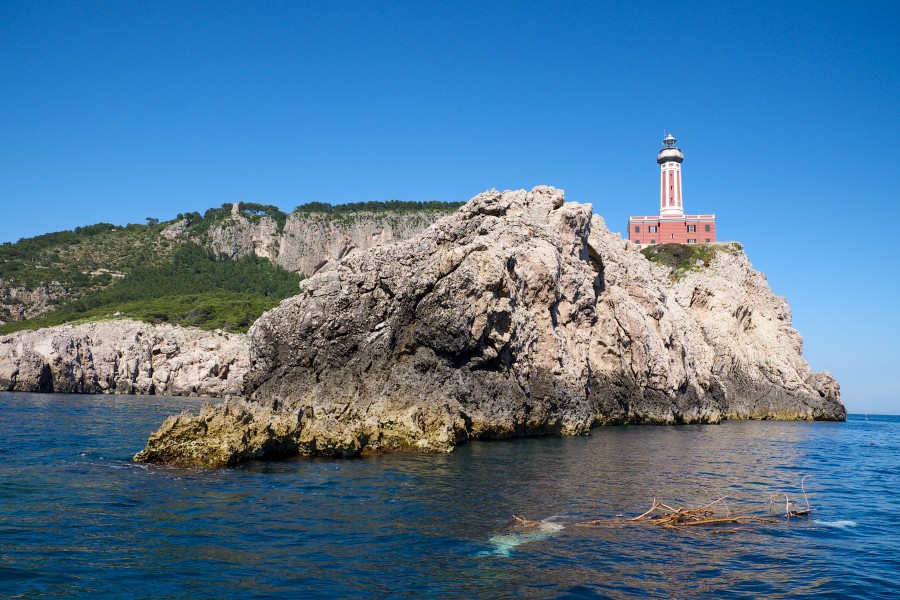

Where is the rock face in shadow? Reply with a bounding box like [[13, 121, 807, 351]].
[[0, 320, 249, 397], [135, 187, 845, 467]]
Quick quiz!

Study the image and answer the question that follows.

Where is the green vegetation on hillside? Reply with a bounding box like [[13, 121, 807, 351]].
[[641, 243, 743, 280], [0, 243, 301, 335], [0, 220, 174, 293], [1, 201, 459, 293], [1, 198, 457, 327]]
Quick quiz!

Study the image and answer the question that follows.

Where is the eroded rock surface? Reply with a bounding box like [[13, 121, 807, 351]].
[[0, 320, 249, 397], [0, 280, 70, 323], [135, 187, 844, 467], [204, 211, 448, 276]]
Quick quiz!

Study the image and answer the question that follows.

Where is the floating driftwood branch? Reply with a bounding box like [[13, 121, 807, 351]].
[[623, 496, 777, 531], [511, 515, 540, 527], [576, 477, 817, 533], [767, 476, 814, 519]]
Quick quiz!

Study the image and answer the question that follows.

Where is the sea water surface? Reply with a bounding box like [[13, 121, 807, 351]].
[[0, 392, 897, 599]]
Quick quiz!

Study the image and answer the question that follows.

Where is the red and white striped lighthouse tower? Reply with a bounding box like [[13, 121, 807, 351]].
[[658, 133, 684, 217]]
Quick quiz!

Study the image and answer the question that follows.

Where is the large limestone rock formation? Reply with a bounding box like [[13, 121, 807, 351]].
[[135, 187, 844, 467], [0, 320, 249, 397]]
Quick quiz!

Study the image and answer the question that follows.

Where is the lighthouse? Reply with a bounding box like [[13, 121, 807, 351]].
[[628, 134, 716, 248], [658, 134, 684, 217]]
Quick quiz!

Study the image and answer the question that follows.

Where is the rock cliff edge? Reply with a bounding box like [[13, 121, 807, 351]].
[[0, 321, 249, 397], [134, 187, 844, 467]]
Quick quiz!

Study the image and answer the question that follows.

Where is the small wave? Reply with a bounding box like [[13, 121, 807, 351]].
[[814, 520, 857, 528], [477, 520, 565, 557]]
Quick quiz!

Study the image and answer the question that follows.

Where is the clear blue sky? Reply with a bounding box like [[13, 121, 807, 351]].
[[2, 1, 897, 414]]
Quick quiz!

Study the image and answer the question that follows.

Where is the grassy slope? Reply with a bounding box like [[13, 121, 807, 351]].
[[641, 242, 743, 279], [0, 243, 301, 335], [0, 222, 177, 295]]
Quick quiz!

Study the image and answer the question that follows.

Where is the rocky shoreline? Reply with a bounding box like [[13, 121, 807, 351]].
[[126, 187, 845, 467], [0, 320, 249, 398], [0, 187, 844, 468]]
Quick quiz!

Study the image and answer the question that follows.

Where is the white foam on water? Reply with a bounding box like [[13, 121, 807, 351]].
[[814, 520, 857, 528], [478, 520, 565, 557]]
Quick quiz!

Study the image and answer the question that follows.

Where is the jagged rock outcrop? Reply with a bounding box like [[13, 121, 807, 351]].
[[204, 211, 450, 275], [0, 320, 249, 397], [135, 187, 844, 467]]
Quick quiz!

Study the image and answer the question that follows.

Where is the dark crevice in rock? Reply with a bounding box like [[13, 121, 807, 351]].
[[38, 364, 53, 393]]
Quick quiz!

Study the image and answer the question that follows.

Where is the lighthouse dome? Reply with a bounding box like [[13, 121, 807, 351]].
[[657, 134, 684, 164]]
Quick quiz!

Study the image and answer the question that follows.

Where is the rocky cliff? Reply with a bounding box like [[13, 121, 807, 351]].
[[202, 210, 450, 276], [0, 280, 69, 323], [0, 320, 249, 397], [134, 187, 844, 468]]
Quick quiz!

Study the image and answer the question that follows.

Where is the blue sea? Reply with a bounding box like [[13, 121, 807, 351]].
[[0, 392, 897, 599]]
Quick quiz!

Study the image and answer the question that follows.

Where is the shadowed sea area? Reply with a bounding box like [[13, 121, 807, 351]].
[[0, 392, 897, 599]]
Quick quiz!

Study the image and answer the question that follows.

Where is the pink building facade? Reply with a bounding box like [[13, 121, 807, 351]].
[[629, 134, 716, 248]]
